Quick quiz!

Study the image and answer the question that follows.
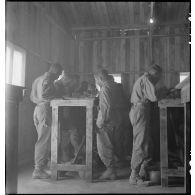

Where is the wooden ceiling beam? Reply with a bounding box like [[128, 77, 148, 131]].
[[71, 22, 190, 32], [71, 24, 149, 32]]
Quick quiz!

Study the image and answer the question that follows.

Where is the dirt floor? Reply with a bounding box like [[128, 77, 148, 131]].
[[17, 165, 185, 194]]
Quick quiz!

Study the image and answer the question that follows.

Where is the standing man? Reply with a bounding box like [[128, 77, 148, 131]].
[[94, 69, 123, 180], [30, 63, 63, 179], [129, 64, 167, 186], [107, 75, 130, 165]]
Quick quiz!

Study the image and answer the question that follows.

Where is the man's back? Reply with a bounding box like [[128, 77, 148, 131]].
[[30, 72, 56, 105], [99, 80, 123, 125], [131, 73, 157, 103]]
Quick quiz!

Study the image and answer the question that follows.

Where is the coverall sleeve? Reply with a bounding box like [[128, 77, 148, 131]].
[[143, 78, 157, 102], [96, 86, 111, 128], [41, 77, 57, 100]]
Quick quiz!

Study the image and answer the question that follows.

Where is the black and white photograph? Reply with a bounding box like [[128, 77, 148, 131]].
[[5, 1, 191, 194]]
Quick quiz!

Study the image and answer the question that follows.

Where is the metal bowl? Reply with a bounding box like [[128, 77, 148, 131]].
[[149, 171, 161, 184]]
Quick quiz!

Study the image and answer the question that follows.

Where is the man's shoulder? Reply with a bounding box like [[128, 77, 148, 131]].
[[137, 73, 151, 83], [33, 75, 43, 85]]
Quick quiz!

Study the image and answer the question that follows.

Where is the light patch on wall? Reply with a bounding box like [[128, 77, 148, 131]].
[[180, 72, 190, 83], [110, 74, 122, 83]]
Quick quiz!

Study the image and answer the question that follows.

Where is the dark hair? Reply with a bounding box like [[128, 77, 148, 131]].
[[94, 69, 109, 81], [49, 63, 63, 74], [108, 75, 114, 82], [148, 64, 162, 74]]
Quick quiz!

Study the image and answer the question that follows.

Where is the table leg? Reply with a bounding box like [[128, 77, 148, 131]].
[[160, 108, 168, 187]]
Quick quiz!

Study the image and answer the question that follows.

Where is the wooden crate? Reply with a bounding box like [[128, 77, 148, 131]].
[[50, 98, 94, 181]]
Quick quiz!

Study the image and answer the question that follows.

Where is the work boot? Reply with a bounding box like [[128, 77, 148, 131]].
[[32, 169, 50, 179], [139, 168, 149, 180], [99, 167, 117, 180], [129, 170, 149, 186]]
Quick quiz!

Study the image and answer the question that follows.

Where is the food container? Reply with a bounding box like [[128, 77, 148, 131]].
[[149, 171, 161, 184]]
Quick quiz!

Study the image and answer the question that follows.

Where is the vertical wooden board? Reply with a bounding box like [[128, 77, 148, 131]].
[[50, 24, 57, 62], [133, 2, 140, 25], [173, 29, 181, 75], [64, 39, 72, 72], [88, 41, 93, 74], [6, 3, 16, 41], [143, 2, 150, 25], [120, 38, 126, 72], [107, 39, 112, 72], [58, 30, 66, 65], [128, 2, 134, 25], [169, 35, 175, 73], [82, 42, 87, 74], [17, 3, 40, 53], [85, 106, 93, 165], [84, 41, 92, 74], [31, 4, 41, 53], [125, 39, 130, 72], [92, 39, 98, 73], [39, 11, 50, 61], [98, 2, 110, 26], [97, 40, 102, 69], [164, 27, 169, 72], [179, 36, 185, 72], [183, 36, 190, 72], [103, 40, 109, 70], [139, 38, 145, 73], [101, 32, 107, 69], [166, 37, 171, 87], [109, 40, 113, 72], [139, 2, 145, 25], [152, 38, 159, 67], [74, 40, 79, 73], [57, 30, 65, 66], [144, 37, 150, 70], [134, 34, 140, 73], [15, 3, 29, 49], [78, 41, 84, 80], [129, 37, 135, 73], [158, 37, 165, 84], [120, 2, 130, 25], [51, 107, 58, 164], [113, 40, 118, 73], [115, 39, 120, 72], [109, 2, 119, 26], [108, 40, 113, 73]]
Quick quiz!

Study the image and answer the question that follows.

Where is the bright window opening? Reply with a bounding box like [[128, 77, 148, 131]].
[[110, 74, 122, 83], [180, 72, 190, 83], [6, 42, 26, 87]]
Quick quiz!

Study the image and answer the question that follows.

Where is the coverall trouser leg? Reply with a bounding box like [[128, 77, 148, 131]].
[[96, 125, 115, 168], [33, 103, 51, 170], [129, 104, 152, 173]]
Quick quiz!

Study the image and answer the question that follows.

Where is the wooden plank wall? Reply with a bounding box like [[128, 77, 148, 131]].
[[72, 29, 190, 97], [6, 2, 72, 166]]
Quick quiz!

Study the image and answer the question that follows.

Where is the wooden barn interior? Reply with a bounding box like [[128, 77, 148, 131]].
[[5, 1, 190, 194]]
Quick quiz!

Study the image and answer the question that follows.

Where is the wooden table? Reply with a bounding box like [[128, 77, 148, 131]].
[[176, 76, 190, 193], [158, 98, 185, 187], [50, 98, 94, 181]]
